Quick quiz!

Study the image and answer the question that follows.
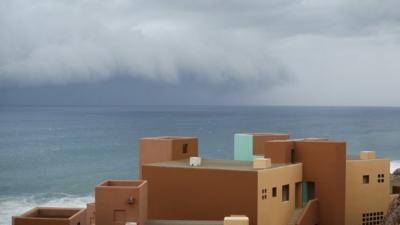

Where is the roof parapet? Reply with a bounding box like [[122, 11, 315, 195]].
[[253, 158, 271, 169]]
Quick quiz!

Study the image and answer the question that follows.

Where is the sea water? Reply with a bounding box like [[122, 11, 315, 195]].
[[1, 105, 400, 224]]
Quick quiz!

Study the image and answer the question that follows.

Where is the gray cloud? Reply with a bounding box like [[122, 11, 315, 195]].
[[0, 0, 295, 88], [1, 0, 400, 106]]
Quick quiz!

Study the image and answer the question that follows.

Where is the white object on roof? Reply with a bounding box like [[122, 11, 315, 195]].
[[190, 157, 202, 166]]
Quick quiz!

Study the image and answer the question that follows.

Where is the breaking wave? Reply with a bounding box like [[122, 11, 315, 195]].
[[391, 160, 400, 173], [0, 193, 93, 225]]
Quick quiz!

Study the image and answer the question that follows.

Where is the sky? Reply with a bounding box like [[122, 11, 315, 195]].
[[1, 0, 400, 106]]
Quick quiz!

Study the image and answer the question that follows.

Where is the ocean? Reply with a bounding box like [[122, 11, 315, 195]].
[[1, 105, 400, 224]]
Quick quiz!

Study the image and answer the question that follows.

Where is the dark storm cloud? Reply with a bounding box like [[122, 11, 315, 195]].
[[1, 0, 400, 106], [0, 0, 294, 88], [1, 0, 399, 88]]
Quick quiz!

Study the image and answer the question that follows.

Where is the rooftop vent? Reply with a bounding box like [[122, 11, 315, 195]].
[[253, 158, 271, 169], [190, 157, 201, 166], [360, 151, 376, 160]]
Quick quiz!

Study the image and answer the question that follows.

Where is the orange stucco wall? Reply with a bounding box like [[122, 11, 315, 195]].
[[142, 166, 258, 225], [297, 199, 319, 225], [264, 140, 294, 164], [139, 137, 198, 177], [294, 140, 346, 225], [252, 133, 289, 155]]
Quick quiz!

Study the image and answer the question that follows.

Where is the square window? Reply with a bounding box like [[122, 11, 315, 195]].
[[272, 187, 277, 197], [363, 175, 369, 184], [282, 184, 289, 201]]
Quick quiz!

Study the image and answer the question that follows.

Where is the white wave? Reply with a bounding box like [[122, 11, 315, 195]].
[[0, 193, 93, 225], [391, 160, 400, 174]]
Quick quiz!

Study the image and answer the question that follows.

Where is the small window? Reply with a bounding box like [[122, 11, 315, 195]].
[[363, 175, 369, 184], [261, 188, 267, 200], [362, 211, 384, 225], [377, 174, 385, 183], [182, 144, 188, 154], [291, 149, 295, 163], [282, 184, 289, 201], [272, 187, 277, 197]]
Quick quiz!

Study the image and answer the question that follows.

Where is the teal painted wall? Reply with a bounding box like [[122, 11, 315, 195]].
[[303, 181, 309, 206], [234, 134, 253, 161]]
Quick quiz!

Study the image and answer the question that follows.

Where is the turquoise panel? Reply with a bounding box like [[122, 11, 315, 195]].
[[234, 134, 253, 161], [303, 181, 309, 205]]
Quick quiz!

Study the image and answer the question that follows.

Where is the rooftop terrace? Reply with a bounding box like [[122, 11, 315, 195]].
[[144, 159, 297, 171]]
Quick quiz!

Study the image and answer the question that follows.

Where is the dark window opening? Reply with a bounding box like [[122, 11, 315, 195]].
[[282, 184, 289, 202], [291, 149, 295, 163], [182, 144, 188, 154], [363, 175, 370, 184], [378, 174, 385, 183], [362, 211, 384, 225], [261, 188, 267, 200], [272, 187, 277, 197]]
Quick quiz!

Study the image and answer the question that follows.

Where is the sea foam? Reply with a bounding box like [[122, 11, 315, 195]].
[[391, 160, 400, 173], [0, 193, 93, 225]]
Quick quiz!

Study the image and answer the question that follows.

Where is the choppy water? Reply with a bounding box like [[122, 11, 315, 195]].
[[1, 105, 400, 224]]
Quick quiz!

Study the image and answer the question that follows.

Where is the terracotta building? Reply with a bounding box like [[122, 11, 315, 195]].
[[12, 207, 86, 225], [142, 159, 302, 225], [265, 139, 346, 225], [95, 180, 148, 225], [12, 132, 398, 225], [139, 136, 198, 177]]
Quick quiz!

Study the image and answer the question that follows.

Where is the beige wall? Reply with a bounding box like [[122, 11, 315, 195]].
[[345, 158, 390, 225], [257, 163, 303, 225]]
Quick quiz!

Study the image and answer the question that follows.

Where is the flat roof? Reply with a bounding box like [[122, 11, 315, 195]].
[[346, 155, 386, 160], [144, 159, 296, 171], [146, 220, 223, 225]]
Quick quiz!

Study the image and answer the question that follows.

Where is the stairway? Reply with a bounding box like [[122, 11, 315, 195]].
[[287, 208, 305, 225]]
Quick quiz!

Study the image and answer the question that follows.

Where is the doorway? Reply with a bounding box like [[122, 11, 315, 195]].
[[302, 181, 316, 206]]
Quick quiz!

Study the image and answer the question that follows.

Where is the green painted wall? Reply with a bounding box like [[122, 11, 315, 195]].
[[234, 134, 253, 161]]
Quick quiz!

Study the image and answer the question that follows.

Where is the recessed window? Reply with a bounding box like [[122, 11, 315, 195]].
[[272, 187, 277, 197], [261, 188, 267, 200], [282, 184, 289, 201], [182, 144, 188, 154], [377, 174, 385, 183], [291, 149, 295, 163], [363, 175, 369, 184]]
